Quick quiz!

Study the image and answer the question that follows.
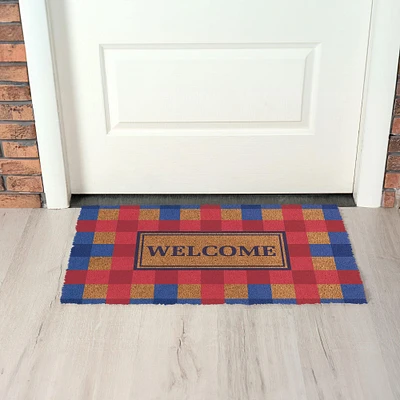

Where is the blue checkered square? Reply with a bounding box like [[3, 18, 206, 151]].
[[323, 208, 342, 220], [91, 244, 114, 257], [309, 244, 333, 257], [60, 284, 85, 303], [341, 284, 366, 303], [73, 232, 95, 244], [241, 205, 262, 220], [154, 284, 178, 304], [68, 256, 90, 270], [71, 244, 92, 257], [160, 206, 181, 220], [79, 207, 99, 220], [328, 232, 350, 244]]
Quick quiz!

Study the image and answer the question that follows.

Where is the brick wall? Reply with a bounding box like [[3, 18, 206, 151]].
[[0, 1, 43, 208], [382, 58, 400, 207]]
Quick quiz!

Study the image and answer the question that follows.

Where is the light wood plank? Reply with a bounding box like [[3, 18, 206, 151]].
[[0, 209, 31, 286]]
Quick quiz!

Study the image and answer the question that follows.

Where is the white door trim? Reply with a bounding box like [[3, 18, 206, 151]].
[[19, 0, 70, 209], [19, 0, 400, 209]]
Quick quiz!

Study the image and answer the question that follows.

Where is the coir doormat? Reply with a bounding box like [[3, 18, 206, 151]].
[[61, 205, 366, 305]]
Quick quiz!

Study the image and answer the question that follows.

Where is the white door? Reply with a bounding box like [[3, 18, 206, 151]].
[[48, 0, 372, 194]]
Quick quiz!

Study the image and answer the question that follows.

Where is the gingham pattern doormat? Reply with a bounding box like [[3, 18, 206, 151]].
[[61, 205, 366, 305]]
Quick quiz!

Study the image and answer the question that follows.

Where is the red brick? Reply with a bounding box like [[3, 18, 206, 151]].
[[0, 85, 30, 101], [395, 99, 400, 117], [0, 177, 4, 191], [0, 4, 20, 23], [2, 142, 38, 158], [384, 173, 400, 188], [387, 155, 400, 171], [0, 44, 26, 62], [388, 136, 400, 152], [0, 124, 36, 139], [0, 159, 41, 175], [0, 194, 41, 208], [397, 81, 400, 97], [0, 65, 28, 82], [382, 191, 395, 208], [0, 104, 34, 121], [0, 25, 23, 42], [6, 176, 43, 192]]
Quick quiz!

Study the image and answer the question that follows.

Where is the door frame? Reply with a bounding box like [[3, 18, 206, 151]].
[[19, 0, 400, 209]]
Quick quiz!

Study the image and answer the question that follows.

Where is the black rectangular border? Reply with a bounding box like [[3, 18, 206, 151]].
[[134, 231, 291, 270]]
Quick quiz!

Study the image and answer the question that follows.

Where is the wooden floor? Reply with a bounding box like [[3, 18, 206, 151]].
[[0, 208, 399, 400]]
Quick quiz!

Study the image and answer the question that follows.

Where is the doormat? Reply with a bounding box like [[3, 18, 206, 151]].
[[61, 205, 366, 305]]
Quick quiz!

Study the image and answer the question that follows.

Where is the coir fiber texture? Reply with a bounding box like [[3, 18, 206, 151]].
[[61, 205, 366, 305]]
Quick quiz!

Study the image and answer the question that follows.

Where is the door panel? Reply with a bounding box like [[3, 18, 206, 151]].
[[49, 0, 372, 193]]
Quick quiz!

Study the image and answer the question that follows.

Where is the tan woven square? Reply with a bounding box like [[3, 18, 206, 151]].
[[318, 284, 343, 299], [180, 209, 201, 220], [271, 284, 296, 298], [221, 209, 242, 220], [83, 284, 108, 299], [224, 284, 248, 299], [178, 284, 201, 299], [139, 209, 160, 220], [130, 284, 154, 298], [303, 209, 325, 220], [98, 209, 120, 220], [312, 257, 336, 270], [307, 232, 330, 244], [88, 257, 112, 270], [262, 209, 283, 220], [93, 232, 116, 244]]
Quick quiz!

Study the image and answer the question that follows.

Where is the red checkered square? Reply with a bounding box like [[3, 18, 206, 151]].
[[109, 270, 133, 284], [282, 208, 304, 220], [242, 220, 264, 231], [119, 206, 140, 220], [287, 244, 311, 257], [284, 220, 306, 232], [201, 284, 224, 299], [137, 220, 160, 230], [247, 270, 270, 284], [155, 270, 179, 284], [201, 220, 222, 231], [292, 271, 316, 284], [314, 270, 340, 284], [116, 220, 138, 232], [224, 270, 248, 284], [269, 271, 294, 284], [180, 220, 201, 231], [290, 257, 314, 270], [86, 270, 110, 284], [263, 220, 285, 231], [338, 270, 362, 284], [64, 270, 87, 284], [131, 270, 156, 284], [202, 270, 224, 284], [111, 257, 135, 270], [294, 284, 320, 300], [115, 232, 137, 244], [286, 232, 309, 244], [200, 205, 221, 220], [106, 284, 131, 303], [325, 220, 346, 232], [96, 220, 118, 232], [76, 220, 97, 232], [221, 220, 243, 231], [159, 220, 181, 231], [178, 270, 202, 284], [113, 244, 136, 257]]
